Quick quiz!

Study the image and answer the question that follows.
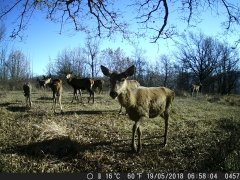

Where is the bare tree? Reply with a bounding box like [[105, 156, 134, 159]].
[[0, 48, 8, 81], [176, 32, 240, 94], [0, 0, 239, 43], [0, 23, 5, 42], [84, 36, 100, 78], [176, 33, 220, 86], [158, 55, 173, 87], [6, 50, 31, 80], [51, 47, 86, 77], [101, 47, 133, 72], [132, 47, 148, 85], [217, 42, 239, 94]]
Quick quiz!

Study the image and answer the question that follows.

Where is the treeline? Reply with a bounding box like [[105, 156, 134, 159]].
[[0, 31, 239, 94]]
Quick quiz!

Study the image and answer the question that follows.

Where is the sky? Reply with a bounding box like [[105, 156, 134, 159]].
[[1, 0, 239, 76]]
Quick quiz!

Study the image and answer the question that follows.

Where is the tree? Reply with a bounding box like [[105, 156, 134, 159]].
[[101, 47, 133, 72], [177, 33, 220, 86], [84, 36, 100, 78], [0, 1, 239, 43], [176, 32, 239, 94], [132, 47, 148, 85], [217, 43, 239, 94], [158, 55, 173, 87], [5, 50, 31, 80]]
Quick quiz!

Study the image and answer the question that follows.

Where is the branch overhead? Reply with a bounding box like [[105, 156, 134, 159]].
[[0, 0, 239, 43]]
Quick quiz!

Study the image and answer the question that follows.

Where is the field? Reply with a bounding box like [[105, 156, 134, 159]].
[[0, 89, 240, 173]]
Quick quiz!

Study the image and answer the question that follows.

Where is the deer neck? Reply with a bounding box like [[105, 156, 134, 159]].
[[118, 89, 135, 108]]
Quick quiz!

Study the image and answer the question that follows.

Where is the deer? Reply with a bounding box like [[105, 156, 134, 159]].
[[101, 65, 175, 153], [49, 78, 63, 113], [37, 75, 51, 89], [23, 82, 32, 108], [118, 79, 140, 114], [66, 73, 95, 103], [92, 79, 104, 94], [191, 83, 202, 97]]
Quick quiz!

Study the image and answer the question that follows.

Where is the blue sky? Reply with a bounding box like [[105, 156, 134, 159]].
[[1, 1, 239, 76]]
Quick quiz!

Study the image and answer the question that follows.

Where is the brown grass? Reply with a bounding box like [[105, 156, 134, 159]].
[[0, 90, 240, 172]]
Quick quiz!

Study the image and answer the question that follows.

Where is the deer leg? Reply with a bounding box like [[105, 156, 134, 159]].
[[88, 89, 94, 103], [78, 89, 82, 103], [137, 125, 142, 153], [132, 122, 138, 152], [24, 96, 27, 107], [132, 119, 143, 153], [29, 96, 32, 108], [53, 93, 56, 113], [163, 111, 169, 146], [58, 95, 63, 113], [71, 89, 76, 103], [92, 91, 94, 103], [118, 105, 123, 114]]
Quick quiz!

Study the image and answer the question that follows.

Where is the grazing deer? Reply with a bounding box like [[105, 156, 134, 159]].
[[49, 79, 63, 113], [118, 79, 140, 114], [23, 82, 32, 108], [37, 75, 51, 89], [191, 83, 202, 97], [92, 79, 104, 94], [101, 65, 175, 153], [66, 73, 95, 103]]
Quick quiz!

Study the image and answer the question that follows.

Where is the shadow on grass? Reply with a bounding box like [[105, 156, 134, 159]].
[[198, 118, 240, 171], [36, 97, 52, 101], [57, 109, 118, 116], [0, 102, 12, 107], [1, 134, 166, 160], [1, 137, 112, 159], [6, 106, 29, 112]]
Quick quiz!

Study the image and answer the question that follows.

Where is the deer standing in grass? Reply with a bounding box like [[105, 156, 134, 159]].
[[101, 65, 175, 153], [191, 83, 202, 97], [66, 73, 95, 103], [23, 82, 32, 108], [49, 79, 63, 113]]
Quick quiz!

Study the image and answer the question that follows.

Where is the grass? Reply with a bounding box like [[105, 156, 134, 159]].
[[0, 89, 240, 172]]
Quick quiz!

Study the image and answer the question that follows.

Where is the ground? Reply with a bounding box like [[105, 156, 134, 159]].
[[0, 89, 240, 172]]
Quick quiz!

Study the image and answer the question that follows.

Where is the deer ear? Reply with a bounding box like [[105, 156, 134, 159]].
[[101, 65, 112, 77], [123, 65, 135, 77]]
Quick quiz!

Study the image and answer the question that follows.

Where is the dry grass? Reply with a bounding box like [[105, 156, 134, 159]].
[[0, 90, 240, 172]]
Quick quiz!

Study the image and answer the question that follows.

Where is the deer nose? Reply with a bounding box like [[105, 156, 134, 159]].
[[110, 91, 118, 99]]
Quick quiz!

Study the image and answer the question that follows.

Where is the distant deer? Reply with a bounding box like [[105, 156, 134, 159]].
[[118, 79, 140, 114], [101, 65, 175, 153], [23, 82, 32, 108], [49, 79, 63, 113], [66, 73, 95, 103], [37, 75, 51, 89], [191, 83, 202, 97], [92, 79, 104, 94]]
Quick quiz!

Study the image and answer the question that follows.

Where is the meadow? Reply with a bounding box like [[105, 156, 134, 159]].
[[0, 88, 240, 173]]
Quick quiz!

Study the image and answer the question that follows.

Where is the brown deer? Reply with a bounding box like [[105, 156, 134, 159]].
[[66, 73, 95, 103], [191, 83, 202, 97], [49, 79, 63, 113], [37, 75, 51, 89], [23, 82, 32, 108], [92, 79, 104, 94], [101, 65, 175, 153]]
